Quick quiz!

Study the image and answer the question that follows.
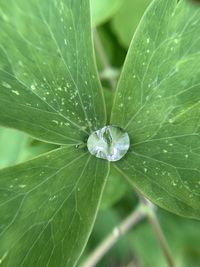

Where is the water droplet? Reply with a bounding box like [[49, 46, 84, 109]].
[[52, 120, 58, 125], [2, 81, 11, 88], [12, 90, 20, 96], [19, 184, 26, 188], [87, 125, 130, 162], [31, 84, 36, 90], [49, 195, 56, 201]]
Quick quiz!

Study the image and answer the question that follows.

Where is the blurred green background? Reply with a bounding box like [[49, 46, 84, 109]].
[[0, 0, 200, 266]]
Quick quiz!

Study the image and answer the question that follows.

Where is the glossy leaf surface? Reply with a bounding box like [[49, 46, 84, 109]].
[[0, 1, 109, 266], [0, 0, 106, 145], [0, 147, 109, 266], [91, 0, 123, 26], [111, 0, 200, 219]]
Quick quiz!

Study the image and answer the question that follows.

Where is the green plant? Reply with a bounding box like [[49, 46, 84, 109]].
[[0, 0, 200, 266]]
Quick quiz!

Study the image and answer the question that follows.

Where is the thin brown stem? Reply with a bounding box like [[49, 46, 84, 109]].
[[140, 196, 175, 267], [93, 28, 116, 90], [113, 166, 175, 267], [81, 207, 145, 267]]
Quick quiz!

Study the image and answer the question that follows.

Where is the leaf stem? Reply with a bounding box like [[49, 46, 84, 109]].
[[81, 206, 145, 267], [140, 196, 175, 267], [93, 28, 116, 90]]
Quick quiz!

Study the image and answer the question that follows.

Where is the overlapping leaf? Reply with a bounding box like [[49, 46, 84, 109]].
[[111, 0, 152, 48], [91, 0, 123, 26], [0, 0, 106, 145], [0, 147, 109, 266], [111, 0, 200, 219], [0, 0, 109, 266]]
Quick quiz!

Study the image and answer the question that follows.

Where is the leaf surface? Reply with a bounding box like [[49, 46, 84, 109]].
[[111, 0, 200, 219], [0, 147, 109, 266], [0, 0, 106, 145], [0, 127, 57, 168], [0, 127, 26, 168], [0, 1, 110, 265], [111, 0, 152, 48], [91, 0, 123, 26]]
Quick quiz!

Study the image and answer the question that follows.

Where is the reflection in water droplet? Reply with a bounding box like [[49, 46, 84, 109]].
[[87, 125, 130, 162]]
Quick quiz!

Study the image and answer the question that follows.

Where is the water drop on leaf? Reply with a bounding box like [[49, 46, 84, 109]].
[[87, 125, 130, 162]]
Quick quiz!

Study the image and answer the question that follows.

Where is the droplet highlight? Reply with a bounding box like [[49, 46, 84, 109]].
[[87, 125, 130, 162]]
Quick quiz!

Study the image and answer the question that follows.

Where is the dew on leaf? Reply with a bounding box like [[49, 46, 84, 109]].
[[19, 184, 26, 188], [2, 81, 11, 89], [11, 90, 20, 96], [171, 181, 177, 186], [52, 120, 59, 125], [18, 60, 23, 66], [49, 195, 56, 201], [87, 125, 130, 162]]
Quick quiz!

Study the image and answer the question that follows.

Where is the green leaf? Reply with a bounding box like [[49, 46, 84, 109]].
[[0, 146, 109, 266], [111, 0, 152, 48], [91, 0, 123, 26], [0, 0, 106, 145], [0, 127, 26, 168], [111, 0, 200, 219], [0, 127, 56, 168], [0, 1, 111, 265]]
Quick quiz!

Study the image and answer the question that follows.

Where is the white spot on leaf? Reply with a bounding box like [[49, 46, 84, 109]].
[[12, 90, 20, 96]]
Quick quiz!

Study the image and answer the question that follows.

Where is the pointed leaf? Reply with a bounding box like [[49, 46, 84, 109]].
[[91, 0, 123, 26], [112, 0, 200, 218], [0, 0, 106, 145], [111, 0, 152, 48], [0, 147, 109, 266]]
